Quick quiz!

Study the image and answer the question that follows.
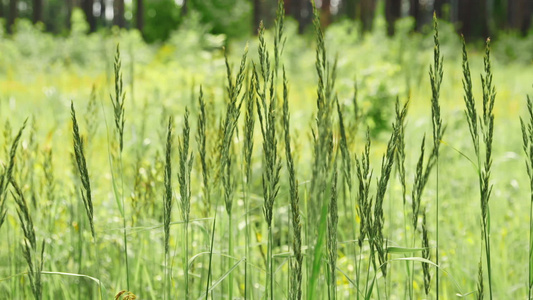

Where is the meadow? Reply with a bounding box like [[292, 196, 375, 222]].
[[0, 5, 533, 300]]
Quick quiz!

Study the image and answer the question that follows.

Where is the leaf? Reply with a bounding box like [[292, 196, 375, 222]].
[[386, 246, 426, 254], [198, 258, 245, 299]]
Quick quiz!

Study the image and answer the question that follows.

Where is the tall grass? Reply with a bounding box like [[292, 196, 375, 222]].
[[11, 180, 45, 300], [163, 116, 173, 300], [178, 108, 193, 299], [195, 86, 215, 298], [71, 103, 95, 240], [520, 94, 533, 299], [327, 169, 338, 300], [428, 14, 445, 297], [196, 86, 210, 217], [0, 120, 26, 230], [109, 44, 130, 291], [221, 46, 247, 300], [282, 68, 303, 300], [242, 71, 256, 300], [256, 19, 282, 299], [355, 129, 372, 299], [71, 101, 104, 299], [462, 36, 496, 299], [308, 3, 336, 298]]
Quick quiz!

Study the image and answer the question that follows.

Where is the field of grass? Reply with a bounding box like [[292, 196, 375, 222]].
[[0, 6, 533, 300]]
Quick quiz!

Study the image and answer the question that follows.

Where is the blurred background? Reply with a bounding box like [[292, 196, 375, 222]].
[[1, 0, 531, 43]]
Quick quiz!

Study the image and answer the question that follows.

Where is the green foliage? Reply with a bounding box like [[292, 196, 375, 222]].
[[189, 0, 251, 39], [71, 8, 89, 35], [143, 0, 182, 43]]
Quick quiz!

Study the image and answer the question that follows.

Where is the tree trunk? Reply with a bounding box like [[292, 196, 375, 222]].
[[0, 0, 4, 19], [81, 0, 96, 32], [321, 0, 331, 28], [523, 0, 532, 35], [508, 0, 532, 35], [360, 0, 376, 33], [410, 0, 421, 31], [7, 0, 16, 34], [284, 0, 291, 15], [434, 0, 449, 19], [33, 0, 42, 23], [253, 0, 260, 34], [492, 0, 506, 30], [100, 0, 106, 27], [285, 0, 304, 34], [385, 0, 401, 36], [181, 0, 187, 17], [300, 0, 313, 34], [344, 0, 357, 20], [114, 0, 125, 28], [136, 0, 143, 32], [65, 0, 73, 29], [458, 0, 488, 40]]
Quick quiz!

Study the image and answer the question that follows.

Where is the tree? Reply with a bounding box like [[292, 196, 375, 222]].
[[181, 0, 188, 16], [508, 0, 532, 35], [458, 0, 488, 39], [66, 0, 73, 29], [434, 0, 449, 19], [321, 0, 331, 28], [7, 0, 16, 33], [99, 0, 107, 27], [114, 0, 126, 28], [344, 0, 357, 20], [33, 0, 43, 23], [385, 0, 401, 36], [143, 0, 181, 42], [81, 0, 96, 32], [410, 0, 421, 31], [190, 0, 252, 38], [136, 0, 144, 32], [360, 0, 376, 33], [253, 0, 260, 33], [285, 0, 307, 34]]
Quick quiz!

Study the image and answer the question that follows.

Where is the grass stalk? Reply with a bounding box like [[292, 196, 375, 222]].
[[71, 103, 95, 240], [355, 130, 372, 298], [282, 68, 303, 300], [421, 208, 431, 296], [196, 86, 211, 216], [243, 71, 256, 299], [255, 9, 285, 297], [520, 94, 533, 299], [109, 44, 130, 291], [394, 97, 411, 298], [195, 86, 215, 298], [0, 119, 26, 230], [256, 54, 281, 300], [479, 38, 496, 300], [462, 35, 496, 300], [336, 95, 359, 298], [308, 3, 336, 297], [327, 170, 338, 300], [163, 116, 173, 300], [178, 108, 193, 299], [221, 46, 247, 300], [11, 180, 45, 300], [72, 101, 105, 299], [429, 14, 445, 298]]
